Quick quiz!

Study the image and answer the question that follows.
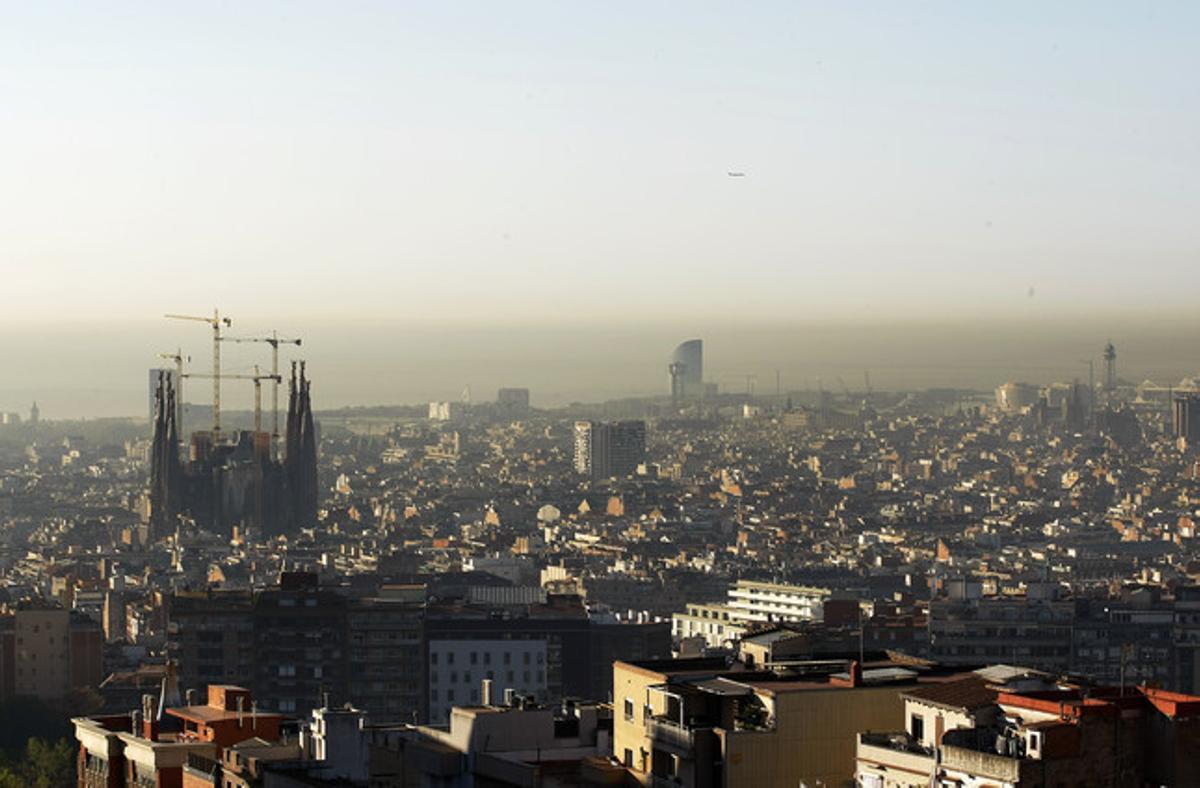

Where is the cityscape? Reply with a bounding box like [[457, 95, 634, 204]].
[[4, 325, 1200, 786], [4, 3, 1200, 787]]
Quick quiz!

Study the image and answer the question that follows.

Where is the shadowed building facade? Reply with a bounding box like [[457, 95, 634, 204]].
[[148, 363, 318, 539]]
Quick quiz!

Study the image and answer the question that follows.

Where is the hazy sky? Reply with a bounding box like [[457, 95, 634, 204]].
[[2, 3, 1199, 416]]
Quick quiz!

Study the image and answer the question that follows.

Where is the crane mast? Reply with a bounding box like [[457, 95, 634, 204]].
[[165, 310, 231, 438], [182, 367, 280, 436], [222, 330, 301, 440]]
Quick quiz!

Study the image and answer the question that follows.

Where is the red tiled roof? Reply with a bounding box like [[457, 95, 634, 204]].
[[1138, 686, 1200, 719]]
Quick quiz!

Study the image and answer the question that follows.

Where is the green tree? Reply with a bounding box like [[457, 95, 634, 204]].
[[0, 738, 75, 788]]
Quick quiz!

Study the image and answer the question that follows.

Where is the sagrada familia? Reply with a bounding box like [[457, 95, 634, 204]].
[[148, 362, 319, 539]]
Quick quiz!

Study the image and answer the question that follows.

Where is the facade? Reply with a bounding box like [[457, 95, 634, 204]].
[[428, 639, 547, 724], [346, 586, 426, 724], [859, 679, 1200, 788], [669, 340, 704, 400], [149, 364, 318, 539], [612, 657, 935, 788], [496, 388, 531, 414], [672, 603, 750, 650], [74, 685, 282, 788], [429, 401, 466, 421], [0, 606, 103, 702], [725, 579, 829, 624], [1174, 393, 1200, 445], [573, 420, 647, 479], [929, 581, 1075, 673], [856, 674, 1002, 788], [994, 381, 1040, 412], [171, 575, 424, 721]]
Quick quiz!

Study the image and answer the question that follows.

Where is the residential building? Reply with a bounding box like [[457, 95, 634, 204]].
[[612, 656, 948, 787], [574, 420, 646, 478]]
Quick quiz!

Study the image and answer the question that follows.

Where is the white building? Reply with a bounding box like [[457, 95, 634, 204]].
[[428, 640, 547, 724], [726, 579, 830, 624]]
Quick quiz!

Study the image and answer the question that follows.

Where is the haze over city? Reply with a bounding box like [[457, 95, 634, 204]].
[[7, 4, 1200, 788], [4, 4, 1200, 391]]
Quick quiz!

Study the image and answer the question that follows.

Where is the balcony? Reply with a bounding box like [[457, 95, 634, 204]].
[[647, 716, 707, 754], [858, 732, 933, 757], [856, 732, 935, 778]]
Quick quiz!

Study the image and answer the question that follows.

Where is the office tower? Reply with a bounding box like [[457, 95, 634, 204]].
[[574, 420, 646, 478], [668, 339, 703, 399], [1174, 394, 1200, 445]]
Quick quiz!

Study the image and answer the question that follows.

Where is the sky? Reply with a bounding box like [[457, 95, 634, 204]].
[[1, 3, 1198, 416]]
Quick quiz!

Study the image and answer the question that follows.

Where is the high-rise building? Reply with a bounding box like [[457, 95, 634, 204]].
[[496, 388, 531, 414], [574, 420, 646, 478], [1174, 394, 1200, 445], [668, 339, 703, 399]]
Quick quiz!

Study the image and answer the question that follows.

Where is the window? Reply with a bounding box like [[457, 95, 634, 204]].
[[623, 748, 633, 767], [470, 652, 478, 664], [624, 698, 635, 720], [910, 713, 925, 742], [431, 652, 439, 665], [447, 652, 455, 665]]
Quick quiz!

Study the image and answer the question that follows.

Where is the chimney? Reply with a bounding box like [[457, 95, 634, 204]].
[[237, 696, 245, 727], [251, 701, 258, 731], [850, 660, 863, 688], [481, 679, 494, 707], [142, 695, 159, 740], [185, 688, 197, 706], [504, 687, 516, 707]]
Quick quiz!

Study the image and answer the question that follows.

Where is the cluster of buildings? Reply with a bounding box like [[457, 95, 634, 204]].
[[5, 337, 1200, 782]]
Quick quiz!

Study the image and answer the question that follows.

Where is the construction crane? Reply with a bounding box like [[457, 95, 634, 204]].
[[221, 330, 301, 439], [165, 310, 231, 437], [836, 376, 852, 402], [183, 366, 281, 434], [157, 348, 190, 432]]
